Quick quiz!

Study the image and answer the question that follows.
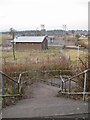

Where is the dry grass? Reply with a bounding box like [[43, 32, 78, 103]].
[[0, 34, 12, 45], [54, 35, 74, 41], [2, 49, 62, 63], [2, 48, 71, 76], [61, 49, 87, 61], [78, 40, 88, 48], [66, 35, 74, 41], [2, 48, 87, 71]]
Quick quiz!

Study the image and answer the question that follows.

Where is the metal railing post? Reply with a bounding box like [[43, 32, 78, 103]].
[[69, 78, 71, 93], [62, 81, 63, 91], [12, 81, 15, 95], [59, 79, 60, 88], [2, 76, 4, 96], [18, 74, 22, 94], [60, 75, 64, 91], [65, 82, 66, 92], [83, 70, 87, 101], [18, 82, 19, 94], [51, 79, 52, 86]]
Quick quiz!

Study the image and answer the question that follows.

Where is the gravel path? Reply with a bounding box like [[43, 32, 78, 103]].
[[2, 82, 88, 118]]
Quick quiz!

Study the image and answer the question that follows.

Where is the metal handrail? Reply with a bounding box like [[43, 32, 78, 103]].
[[69, 69, 90, 80], [60, 69, 90, 101], [1, 69, 90, 101], [60, 69, 90, 85], [17, 71, 30, 93], [0, 71, 18, 83], [1, 70, 33, 99], [0, 70, 35, 97], [0, 71, 22, 97]]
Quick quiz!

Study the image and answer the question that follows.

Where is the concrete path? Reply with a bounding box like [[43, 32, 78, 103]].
[[2, 82, 88, 118]]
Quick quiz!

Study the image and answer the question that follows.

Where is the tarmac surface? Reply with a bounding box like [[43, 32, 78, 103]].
[[2, 82, 89, 119]]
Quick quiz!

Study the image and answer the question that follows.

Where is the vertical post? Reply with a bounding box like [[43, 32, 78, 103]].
[[1, 75, 5, 107], [12, 30, 15, 60], [51, 79, 52, 86], [10, 28, 15, 60], [18, 74, 21, 94], [77, 45, 81, 68], [62, 81, 63, 91], [12, 81, 15, 95], [65, 82, 66, 92], [2, 76, 4, 96], [69, 78, 71, 93], [18, 82, 19, 94], [60, 75, 64, 91], [83, 71, 87, 101], [12, 39, 15, 60], [59, 79, 60, 88], [18, 79, 20, 94], [63, 24, 67, 47]]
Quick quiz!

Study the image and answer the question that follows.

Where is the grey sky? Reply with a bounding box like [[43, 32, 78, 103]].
[[0, 0, 89, 31]]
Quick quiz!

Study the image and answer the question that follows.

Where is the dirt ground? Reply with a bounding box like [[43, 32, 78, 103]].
[[23, 81, 60, 99]]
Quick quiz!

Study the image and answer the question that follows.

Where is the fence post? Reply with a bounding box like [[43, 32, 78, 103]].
[[83, 70, 87, 101]]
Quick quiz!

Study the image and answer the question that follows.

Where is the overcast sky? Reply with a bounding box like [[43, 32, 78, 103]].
[[0, 0, 89, 32]]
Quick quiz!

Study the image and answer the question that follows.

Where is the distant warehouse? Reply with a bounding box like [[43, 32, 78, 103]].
[[13, 36, 48, 50]]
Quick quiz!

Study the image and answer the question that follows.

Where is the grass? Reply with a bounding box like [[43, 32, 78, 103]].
[[2, 47, 88, 82], [0, 39, 2, 45], [2, 48, 71, 77], [3, 48, 87, 60], [2, 48, 87, 70], [78, 40, 88, 48], [2, 49, 63, 63], [54, 35, 74, 41], [60, 49, 87, 61], [0, 34, 12, 45]]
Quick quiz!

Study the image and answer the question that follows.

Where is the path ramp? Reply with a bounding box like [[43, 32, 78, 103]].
[[2, 83, 88, 118]]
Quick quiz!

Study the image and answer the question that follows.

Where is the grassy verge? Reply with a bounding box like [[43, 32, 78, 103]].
[[2, 48, 71, 76]]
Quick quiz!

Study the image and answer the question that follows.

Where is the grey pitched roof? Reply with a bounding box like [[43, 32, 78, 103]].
[[13, 36, 47, 43]]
